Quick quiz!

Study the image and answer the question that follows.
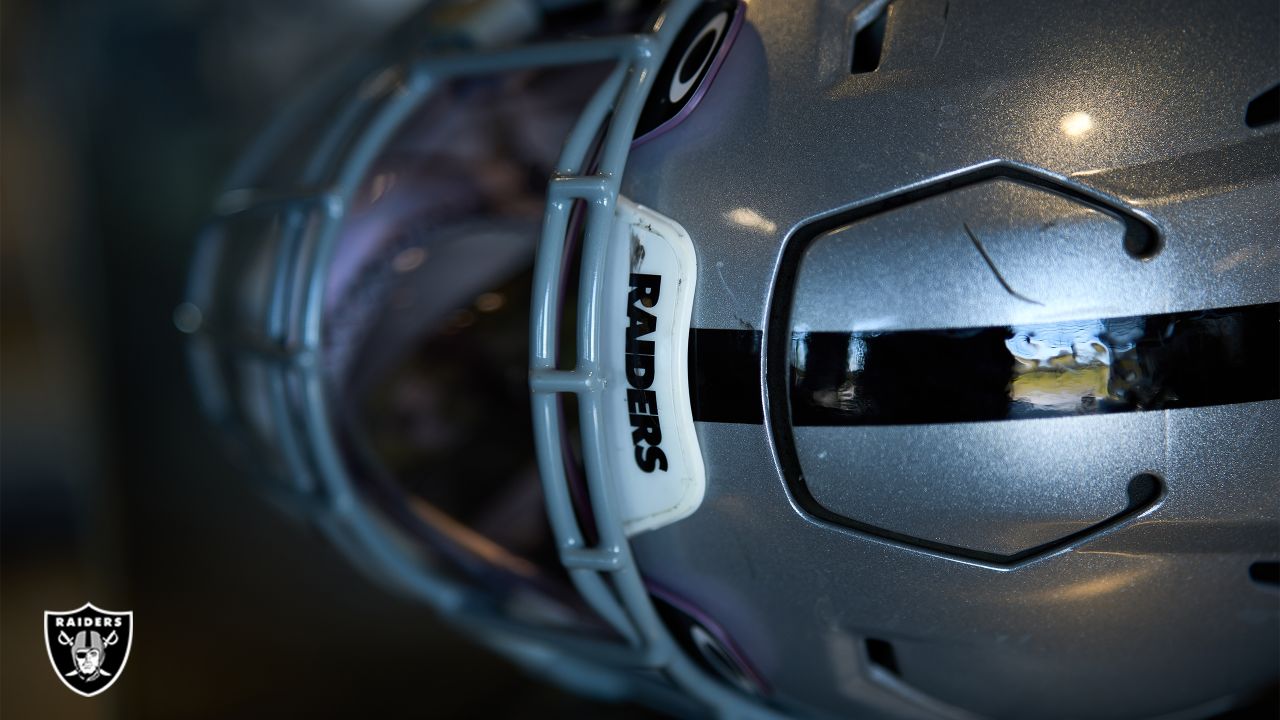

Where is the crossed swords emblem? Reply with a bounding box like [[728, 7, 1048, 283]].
[[56, 630, 119, 678]]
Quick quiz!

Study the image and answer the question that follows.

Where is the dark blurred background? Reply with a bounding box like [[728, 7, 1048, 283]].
[[0, 1, 658, 716]]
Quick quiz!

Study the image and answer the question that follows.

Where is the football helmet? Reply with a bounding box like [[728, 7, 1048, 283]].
[[181, 0, 1280, 717]]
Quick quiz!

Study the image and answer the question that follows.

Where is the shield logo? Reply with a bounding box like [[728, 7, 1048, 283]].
[[44, 603, 133, 697]]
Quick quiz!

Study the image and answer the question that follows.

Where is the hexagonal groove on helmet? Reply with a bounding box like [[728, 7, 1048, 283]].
[[763, 163, 1165, 567]]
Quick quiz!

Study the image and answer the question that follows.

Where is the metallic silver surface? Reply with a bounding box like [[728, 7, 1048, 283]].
[[790, 178, 1152, 332], [794, 413, 1159, 558], [623, 0, 1278, 333], [637, 405, 1278, 719], [624, 0, 1280, 717]]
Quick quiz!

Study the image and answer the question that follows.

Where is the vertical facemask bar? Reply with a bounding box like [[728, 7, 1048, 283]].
[[529, 3, 783, 718], [537, 59, 647, 646], [530, 4, 687, 658]]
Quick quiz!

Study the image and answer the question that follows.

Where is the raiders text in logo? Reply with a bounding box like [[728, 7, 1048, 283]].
[[626, 273, 668, 473], [44, 602, 133, 697]]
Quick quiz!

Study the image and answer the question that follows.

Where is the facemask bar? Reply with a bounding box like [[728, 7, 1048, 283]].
[[184, 1, 780, 716], [527, 3, 780, 717]]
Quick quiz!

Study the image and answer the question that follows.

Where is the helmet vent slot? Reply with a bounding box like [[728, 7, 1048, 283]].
[[1249, 561, 1279, 587], [850, 3, 889, 74], [865, 638, 901, 677], [1245, 84, 1279, 128]]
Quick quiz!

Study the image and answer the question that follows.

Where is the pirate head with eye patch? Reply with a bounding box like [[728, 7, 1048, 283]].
[[58, 630, 118, 681]]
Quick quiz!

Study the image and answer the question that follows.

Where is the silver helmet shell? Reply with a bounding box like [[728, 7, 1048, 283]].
[[184, 0, 1280, 717]]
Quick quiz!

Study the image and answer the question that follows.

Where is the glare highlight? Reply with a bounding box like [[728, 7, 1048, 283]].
[[1060, 111, 1094, 137], [725, 207, 777, 233]]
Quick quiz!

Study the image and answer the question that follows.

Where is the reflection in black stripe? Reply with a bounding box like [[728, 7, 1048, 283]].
[[690, 303, 1279, 426]]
